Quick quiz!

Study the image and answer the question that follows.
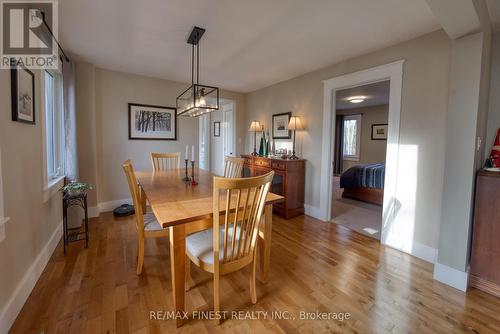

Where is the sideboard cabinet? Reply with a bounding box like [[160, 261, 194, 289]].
[[241, 155, 305, 219], [470, 170, 500, 297]]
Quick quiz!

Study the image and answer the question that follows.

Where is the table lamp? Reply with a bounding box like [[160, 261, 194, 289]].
[[248, 120, 262, 156], [287, 116, 304, 159]]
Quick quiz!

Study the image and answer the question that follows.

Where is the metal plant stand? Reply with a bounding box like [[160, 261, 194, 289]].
[[62, 192, 89, 253]]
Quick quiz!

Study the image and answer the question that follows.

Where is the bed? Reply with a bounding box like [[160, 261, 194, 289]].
[[339, 163, 385, 205]]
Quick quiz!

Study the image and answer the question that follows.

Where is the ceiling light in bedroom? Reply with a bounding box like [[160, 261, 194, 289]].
[[176, 26, 220, 117], [348, 96, 366, 103]]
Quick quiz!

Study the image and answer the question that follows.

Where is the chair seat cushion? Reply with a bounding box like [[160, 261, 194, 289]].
[[186, 226, 243, 265], [143, 211, 163, 231]]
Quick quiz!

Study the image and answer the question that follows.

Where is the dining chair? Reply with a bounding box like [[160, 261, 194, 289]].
[[185, 171, 274, 322], [223, 156, 245, 178], [151, 152, 181, 171], [123, 160, 168, 274]]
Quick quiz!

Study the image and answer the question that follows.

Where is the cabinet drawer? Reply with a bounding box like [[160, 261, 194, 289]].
[[253, 167, 272, 176], [255, 159, 271, 167], [271, 161, 286, 170]]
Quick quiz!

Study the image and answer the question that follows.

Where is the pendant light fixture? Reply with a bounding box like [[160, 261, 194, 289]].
[[176, 26, 220, 117]]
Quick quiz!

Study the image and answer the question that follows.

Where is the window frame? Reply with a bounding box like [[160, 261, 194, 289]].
[[42, 69, 65, 201], [342, 114, 362, 161]]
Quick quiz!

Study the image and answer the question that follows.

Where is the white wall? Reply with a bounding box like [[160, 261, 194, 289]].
[[437, 33, 485, 273], [0, 69, 63, 333], [75, 65, 246, 209], [485, 32, 500, 156], [432, 0, 492, 291], [245, 30, 451, 251], [94, 68, 199, 203]]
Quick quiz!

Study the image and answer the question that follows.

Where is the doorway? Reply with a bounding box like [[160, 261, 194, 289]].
[[319, 60, 404, 249], [331, 81, 390, 239], [198, 99, 236, 175]]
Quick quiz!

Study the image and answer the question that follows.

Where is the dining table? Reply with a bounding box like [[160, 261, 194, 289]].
[[135, 168, 284, 327]]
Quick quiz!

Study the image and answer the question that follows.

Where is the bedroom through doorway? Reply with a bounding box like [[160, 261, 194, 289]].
[[331, 80, 390, 240]]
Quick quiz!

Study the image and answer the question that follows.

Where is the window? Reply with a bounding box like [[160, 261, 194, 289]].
[[44, 70, 65, 183], [343, 114, 361, 161]]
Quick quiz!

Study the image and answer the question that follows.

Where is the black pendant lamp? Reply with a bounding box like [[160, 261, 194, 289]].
[[176, 27, 219, 117]]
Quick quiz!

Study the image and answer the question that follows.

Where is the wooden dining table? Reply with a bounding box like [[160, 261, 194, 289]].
[[136, 168, 284, 327]]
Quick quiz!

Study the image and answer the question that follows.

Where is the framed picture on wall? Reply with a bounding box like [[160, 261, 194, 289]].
[[272, 112, 291, 139], [128, 103, 177, 140], [214, 121, 220, 137], [11, 66, 35, 124], [371, 123, 388, 140]]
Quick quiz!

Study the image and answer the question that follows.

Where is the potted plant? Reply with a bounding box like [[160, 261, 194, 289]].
[[60, 181, 93, 197]]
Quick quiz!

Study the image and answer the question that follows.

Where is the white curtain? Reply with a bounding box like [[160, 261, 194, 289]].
[[62, 60, 78, 180]]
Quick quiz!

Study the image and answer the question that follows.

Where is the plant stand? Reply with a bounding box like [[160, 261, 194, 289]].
[[62, 192, 89, 253]]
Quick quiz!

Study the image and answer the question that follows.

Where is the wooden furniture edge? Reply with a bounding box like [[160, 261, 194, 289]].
[[342, 187, 383, 206], [155, 196, 284, 228], [477, 169, 500, 177], [469, 274, 500, 298]]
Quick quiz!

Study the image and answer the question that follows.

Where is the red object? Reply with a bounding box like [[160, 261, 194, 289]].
[[191, 180, 198, 186], [490, 128, 500, 167]]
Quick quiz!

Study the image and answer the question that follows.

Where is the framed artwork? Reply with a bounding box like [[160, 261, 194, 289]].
[[371, 123, 388, 140], [272, 112, 291, 139], [128, 103, 177, 140], [214, 121, 220, 137], [11, 66, 35, 124]]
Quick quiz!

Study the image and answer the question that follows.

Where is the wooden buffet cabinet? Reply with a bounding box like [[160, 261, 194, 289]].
[[470, 169, 500, 297], [242, 155, 305, 219]]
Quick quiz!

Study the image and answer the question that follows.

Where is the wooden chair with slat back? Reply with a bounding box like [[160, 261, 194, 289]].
[[185, 171, 274, 322], [223, 156, 245, 178], [151, 152, 181, 171], [122, 160, 168, 274]]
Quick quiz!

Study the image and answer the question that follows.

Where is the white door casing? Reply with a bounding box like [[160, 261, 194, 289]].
[[319, 60, 404, 249]]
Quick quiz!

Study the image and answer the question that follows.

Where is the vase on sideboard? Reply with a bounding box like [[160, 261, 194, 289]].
[[259, 131, 265, 156]]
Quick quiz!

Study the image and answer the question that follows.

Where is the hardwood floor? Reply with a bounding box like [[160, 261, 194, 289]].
[[331, 176, 382, 239], [10, 212, 500, 333]]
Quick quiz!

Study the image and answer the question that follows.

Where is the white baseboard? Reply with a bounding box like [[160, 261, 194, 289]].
[[382, 233, 438, 264], [304, 204, 325, 221], [97, 198, 132, 213], [0, 220, 62, 334], [433, 262, 469, 292], [88, 206, 99, 218], [411, 242, 438, 264]]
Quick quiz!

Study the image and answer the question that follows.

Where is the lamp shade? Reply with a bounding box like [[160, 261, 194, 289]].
[[248, 120, 262, 132], [288, 116, 304, 131]]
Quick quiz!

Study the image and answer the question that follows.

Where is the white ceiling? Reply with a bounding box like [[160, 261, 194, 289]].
[[336, 80, 390, 110], [59, 0, 440, 93]]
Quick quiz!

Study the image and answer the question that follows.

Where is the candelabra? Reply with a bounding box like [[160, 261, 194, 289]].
[[191, 161, 198, 186], [182, 159, 191, 182]]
